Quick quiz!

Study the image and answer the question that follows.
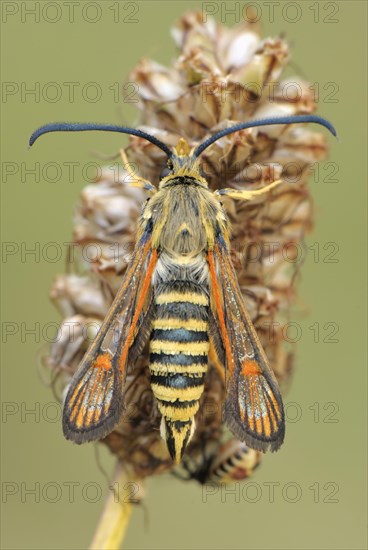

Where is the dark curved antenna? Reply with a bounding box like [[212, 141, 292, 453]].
[[194, 115, 337, 157], [29, 122, 174, 158]]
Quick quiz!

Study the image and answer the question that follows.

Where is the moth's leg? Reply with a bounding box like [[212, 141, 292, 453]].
[[214, 179, 282, 201], [120, 148, 156, 194]]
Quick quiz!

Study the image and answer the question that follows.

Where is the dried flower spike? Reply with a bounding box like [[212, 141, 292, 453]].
[[33, 10, 336, 549]]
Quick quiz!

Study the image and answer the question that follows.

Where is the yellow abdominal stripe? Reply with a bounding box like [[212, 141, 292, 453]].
[[151, 383, 204, 401], [152, 318, 208, 331], [150, 340, 210, 355], [156, 292, 208, 305], [158, 402, 200, 421], [149, 362, 208, 374]]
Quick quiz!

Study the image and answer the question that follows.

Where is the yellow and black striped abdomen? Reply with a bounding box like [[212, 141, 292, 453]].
[[149, 281, 209, 463]]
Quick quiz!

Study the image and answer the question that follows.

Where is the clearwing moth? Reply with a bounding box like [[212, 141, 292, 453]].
[[30, 115, 337, 463]]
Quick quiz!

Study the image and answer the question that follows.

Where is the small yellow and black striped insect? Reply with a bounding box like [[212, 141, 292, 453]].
[[30, 115, 336, 463]]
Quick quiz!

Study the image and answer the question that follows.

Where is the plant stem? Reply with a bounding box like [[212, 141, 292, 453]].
[[89, 463, 137, 550]]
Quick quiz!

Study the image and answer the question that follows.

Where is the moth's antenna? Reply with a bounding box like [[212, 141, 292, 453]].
[[29, 122, 174, 158], [194, 115, 337, 157]]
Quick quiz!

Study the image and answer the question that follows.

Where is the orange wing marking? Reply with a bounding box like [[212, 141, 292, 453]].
[[242, 359, 261, 376], [93, 353, 113, 370], [208, 250, 235, 373]]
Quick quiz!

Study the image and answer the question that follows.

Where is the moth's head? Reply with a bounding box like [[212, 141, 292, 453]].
[[159, 138, 206, 188]]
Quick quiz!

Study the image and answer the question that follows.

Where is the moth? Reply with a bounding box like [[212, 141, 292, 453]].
[[30, 115, 336, 463]]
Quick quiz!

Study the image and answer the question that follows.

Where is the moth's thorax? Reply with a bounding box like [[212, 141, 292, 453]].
[[143, 181, 229, 254]]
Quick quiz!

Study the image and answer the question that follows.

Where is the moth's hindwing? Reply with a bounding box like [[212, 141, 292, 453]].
[[208, 235, 285, 452], [62, 228, 157, 443]]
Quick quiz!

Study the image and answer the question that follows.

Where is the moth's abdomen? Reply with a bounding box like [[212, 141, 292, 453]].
[[149, 281, 209, 463]]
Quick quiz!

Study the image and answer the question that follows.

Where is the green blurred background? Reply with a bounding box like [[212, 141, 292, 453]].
[[1, 1, 367, 548]]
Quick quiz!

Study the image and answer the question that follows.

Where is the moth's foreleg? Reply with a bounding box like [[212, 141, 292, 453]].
[[120, 148, 156, 193]]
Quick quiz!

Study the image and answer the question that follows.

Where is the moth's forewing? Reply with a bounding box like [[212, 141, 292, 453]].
[[208, 236, 285, 452], [63, 231, 156, 443]]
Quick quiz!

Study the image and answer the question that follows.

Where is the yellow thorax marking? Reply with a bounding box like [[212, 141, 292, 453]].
[[173, 138, 193, 157]]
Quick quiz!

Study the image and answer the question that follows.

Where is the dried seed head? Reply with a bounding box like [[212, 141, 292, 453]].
[[45, 11, 329, 482]]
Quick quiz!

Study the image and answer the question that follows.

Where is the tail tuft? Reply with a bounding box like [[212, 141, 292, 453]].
[[160, 417, 195, 463]]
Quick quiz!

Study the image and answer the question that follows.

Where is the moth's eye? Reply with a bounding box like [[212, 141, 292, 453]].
[[160, 159, 174, 179]]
